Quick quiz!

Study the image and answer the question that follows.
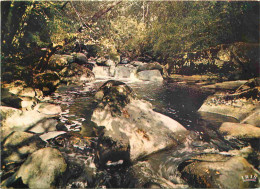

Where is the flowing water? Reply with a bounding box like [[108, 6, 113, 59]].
[[49, 77, 244, 188]]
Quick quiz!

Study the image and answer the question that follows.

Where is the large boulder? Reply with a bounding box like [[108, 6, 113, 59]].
[[91, 80, 187, 162], [4, 147, 67, 188], [2, 131, 45, 165], [198, 81, 260, 121], [241, 107, 260, 127], [28, 118, 58, 134], [60, 63, 95, 85], [48, 54, 74, 71], [33, 71, 60, 95], [34, 103, 62, 115], [1, 110, 56, 141], [137, 62, 163, 75], [219, 122, 260, 140], [0, 106, 22, 121], [1, 88, 22, 109], [230, 42, 259, 79], [180, 154, 259, 188], [74, 53, 88, 65]]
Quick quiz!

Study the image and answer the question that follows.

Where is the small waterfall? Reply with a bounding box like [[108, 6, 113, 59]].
[[92, 66, 111, 78], [93, 64, 163, 82], [114, 65, 137, 79]]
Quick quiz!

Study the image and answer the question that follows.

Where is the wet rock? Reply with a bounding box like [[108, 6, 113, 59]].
[[136, 70, 163, 81], [47, 132, 97, 187], [92, 80, 187, 161], [0, 106, 22, 121], [11, 147, 67, 188], [219, 122, 260, 140], [35, 103, 62, 115], [133, 161, 188, 188], [33, 71, 60, 95], [2, 131, 45, 165], [180, 154, 259, 188]]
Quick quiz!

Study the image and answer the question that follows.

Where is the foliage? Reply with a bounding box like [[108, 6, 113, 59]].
[[1, 1, 259, 83]]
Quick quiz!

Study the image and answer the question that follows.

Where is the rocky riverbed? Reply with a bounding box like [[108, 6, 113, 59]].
[[1, 53, 260, 188]]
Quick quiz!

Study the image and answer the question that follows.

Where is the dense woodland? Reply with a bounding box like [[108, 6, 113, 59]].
[[1, 1, 259, 84]]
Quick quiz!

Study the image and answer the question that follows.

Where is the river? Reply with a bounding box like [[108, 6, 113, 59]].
[[49, 77, 244, 188]]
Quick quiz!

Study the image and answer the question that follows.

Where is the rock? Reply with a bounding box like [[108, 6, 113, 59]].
[[61, 63, 95, 85], [33, 71, 60, 95], [201, 80, 247, 90], [180, 154, 259, 188], [7, 86, 37, 98], [13, 147, 67, 188], [48, 54, 73, 71], [241, 108, 260, 127], [198, 92, 259, 121], [2, 131, 45, 165], [0, 106, 22, 121], [1, 88, 22, 108], [121, 57, 130, 64], [136, 70, 163, 81], [217, 49, 231, 62], [137, 62, 163, 75], [130, 61, 146, 67], [91, 80, 187, 161], [214, 59, 226, 67], [35, 103, 62, 115], [96, 57, 107, 66], [230, 42, 259, 79], [48, 132, 97, 188], [40, 131, 67, 141], [20, 96, 38, 111], [74, 52, 88, 65], [219, 122, 260, 140], [29, 118, 58, 134], [1, 110, 54, 133]]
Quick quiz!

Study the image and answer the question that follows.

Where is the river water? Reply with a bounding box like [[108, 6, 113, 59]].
[[50, 77, 243, 188]]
